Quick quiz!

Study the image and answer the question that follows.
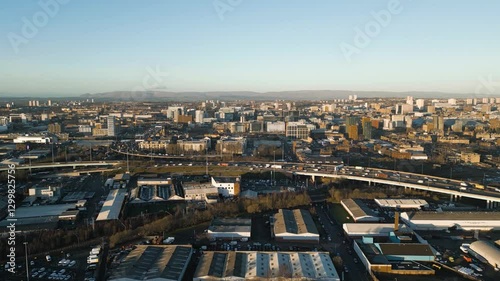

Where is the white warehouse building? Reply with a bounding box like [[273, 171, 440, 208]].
[[374, 199, 429, 209], [401, 211, 500, 231], [14, 136, 53, 144]]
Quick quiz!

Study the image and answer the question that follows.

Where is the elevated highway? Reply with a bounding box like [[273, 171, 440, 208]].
[[0, 161, 121, 172], [291, 167, 500, 208]]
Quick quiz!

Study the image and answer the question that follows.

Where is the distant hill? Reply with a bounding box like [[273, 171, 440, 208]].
[[81, 90, 476, 101]]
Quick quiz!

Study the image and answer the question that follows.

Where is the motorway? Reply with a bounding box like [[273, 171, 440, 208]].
[[0, 161, 120, 172], [290, 165, 500, 207], [4, 157, 500, 206]]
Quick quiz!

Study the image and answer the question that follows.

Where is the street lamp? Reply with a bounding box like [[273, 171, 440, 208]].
[[24, 242, 29, 281]]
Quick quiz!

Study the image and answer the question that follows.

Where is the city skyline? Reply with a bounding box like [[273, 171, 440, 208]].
[[1, 0, 500, 97]]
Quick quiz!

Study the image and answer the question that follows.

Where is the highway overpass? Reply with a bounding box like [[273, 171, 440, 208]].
[[291, 169, 500, 208], [0, 161, 121, 172]]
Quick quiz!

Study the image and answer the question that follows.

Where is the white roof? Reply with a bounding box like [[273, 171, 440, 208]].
[[96, 189, 127, 221], [375, 199, 429, 208], [470, 241, 500, 268], [343, 223, 409, 236]]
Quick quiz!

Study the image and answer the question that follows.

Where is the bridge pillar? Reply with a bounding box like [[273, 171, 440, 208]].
[[486, 201, 491, 209], [450, 194, 454, 202], [311, 175, 315, 183]]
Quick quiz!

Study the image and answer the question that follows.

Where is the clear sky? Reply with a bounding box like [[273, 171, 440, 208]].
[[1, 0, 499, 96]]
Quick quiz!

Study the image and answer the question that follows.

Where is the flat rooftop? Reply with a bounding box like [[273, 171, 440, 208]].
[[96, 189, 127, 221], [375, 199, 429, 208], [407, 211, 500, 221], [11, 203, 76, 219], [377, 243, 434, 256], [343, 223, 411, 236], [209, 218, 252, 233], [109, 245, 192, 281]]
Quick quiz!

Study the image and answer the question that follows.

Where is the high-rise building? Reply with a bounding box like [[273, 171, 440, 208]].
[[448, 98, 457, 105], [195, 110, 205, 123], [406, 96, 414, 105], [452, 120, 463, 132], [361, 117, 372, 140], [416, 99, 425, 109], [347, 125, 359, 140], [107, 116, 116, 137], [48, 123, 62, 134], [432, 115, 444, 133], [345, 116, 359, 127]]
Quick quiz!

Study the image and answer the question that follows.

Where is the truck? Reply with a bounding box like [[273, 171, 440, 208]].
[[87, 257, 99, 264], [163, 237, 175, 244], [270, 165, 282, 169], [460, 182, 471, 187], [354, 166, 363, 170], [375, 173, 388, 179]]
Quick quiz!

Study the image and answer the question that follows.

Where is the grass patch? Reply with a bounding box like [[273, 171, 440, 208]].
[[329, 203, 353, 224], [124, 202, 179, 218]]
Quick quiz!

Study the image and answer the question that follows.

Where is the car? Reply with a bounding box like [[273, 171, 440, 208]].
[[344, 266, 349, 273], [353, 258, 358, 263]]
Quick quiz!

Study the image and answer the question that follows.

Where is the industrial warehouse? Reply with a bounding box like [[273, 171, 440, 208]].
[[108, 245, 193, 281], [96, 189, 127, 221], [193, 251, 340, 281], [207, 218, 252, 240], [401, 211, 500, 231], [374, 199, 429, 209], [468, 241, 500, 270], [272, 209, 319, 243], [342, 223, 412, 238], [341, 199, 381, 222]]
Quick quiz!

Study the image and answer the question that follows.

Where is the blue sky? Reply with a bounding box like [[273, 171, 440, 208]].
[[1, 0, 499, 96]]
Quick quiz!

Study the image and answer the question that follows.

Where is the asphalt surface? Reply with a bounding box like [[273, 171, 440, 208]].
[[315, 202, 370, 281]]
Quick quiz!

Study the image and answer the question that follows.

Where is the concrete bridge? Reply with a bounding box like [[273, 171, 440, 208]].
[[292, 168, 500, 209]]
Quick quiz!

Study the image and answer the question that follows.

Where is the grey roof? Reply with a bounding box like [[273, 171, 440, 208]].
[[109, 245, 192, 281], [208, 218, 252, 233], [377, 243, 434, 257], [194, 251, 339, 280], [409, 211, 500, 221], [274, 209, 319, 235], [212, 176, 239, 183], [341, 199, 377, 219], [10, 204, 76, 218], [469, 241, 500, 267]]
